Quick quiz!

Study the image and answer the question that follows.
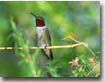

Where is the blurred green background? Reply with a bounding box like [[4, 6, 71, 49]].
[[0, 1, 100, 77]]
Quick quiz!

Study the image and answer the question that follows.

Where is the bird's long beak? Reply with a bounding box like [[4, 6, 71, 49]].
[[30, 12, 37, 18]]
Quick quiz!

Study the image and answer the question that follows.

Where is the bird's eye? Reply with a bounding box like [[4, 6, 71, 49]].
[[39, 17, 44, 21], [40, 18, 42, 20]]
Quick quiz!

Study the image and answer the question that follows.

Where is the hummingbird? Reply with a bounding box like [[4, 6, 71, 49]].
[[31, 12, 53, 60]]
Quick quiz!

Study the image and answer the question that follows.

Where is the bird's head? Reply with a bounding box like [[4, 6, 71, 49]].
[[31, 12, 45, 27]]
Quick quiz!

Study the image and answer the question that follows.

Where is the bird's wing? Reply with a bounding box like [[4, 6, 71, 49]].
[[42, 28, 53, 60], [43, 28, 51, 46], [35, 32, 38, 46]]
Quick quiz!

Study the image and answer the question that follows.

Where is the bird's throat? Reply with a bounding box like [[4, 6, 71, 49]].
[[36, 19, 45, 27], [37, 26, 46, 29]]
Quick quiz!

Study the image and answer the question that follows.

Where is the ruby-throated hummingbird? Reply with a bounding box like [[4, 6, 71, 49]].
[[31, 13, 53, 60]]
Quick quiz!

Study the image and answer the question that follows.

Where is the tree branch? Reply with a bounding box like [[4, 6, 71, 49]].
[[0, 43, 82, 50]]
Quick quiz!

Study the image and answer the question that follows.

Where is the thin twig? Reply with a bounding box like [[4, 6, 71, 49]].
[[28, 54, 37, 77], [86, 63, 100, 77], [84, 46, 96, 56], [62, 35, 96, 56], [0, 35, 96, 57], [62, 35, 80, 43], [0, 43, 82, 50], [20, 53, 37, 77]]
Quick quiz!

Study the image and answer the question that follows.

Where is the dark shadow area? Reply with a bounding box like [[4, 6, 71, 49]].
[[1, 77, 101, 82]]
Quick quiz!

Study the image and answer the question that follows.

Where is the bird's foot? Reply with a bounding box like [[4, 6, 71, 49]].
[[41, 44, 48, 49], [44, 45, 47, 49]]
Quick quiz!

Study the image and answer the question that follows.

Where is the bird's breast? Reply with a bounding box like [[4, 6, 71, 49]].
[[36, 26, 46, 38], [36, 26, 48, 46]]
